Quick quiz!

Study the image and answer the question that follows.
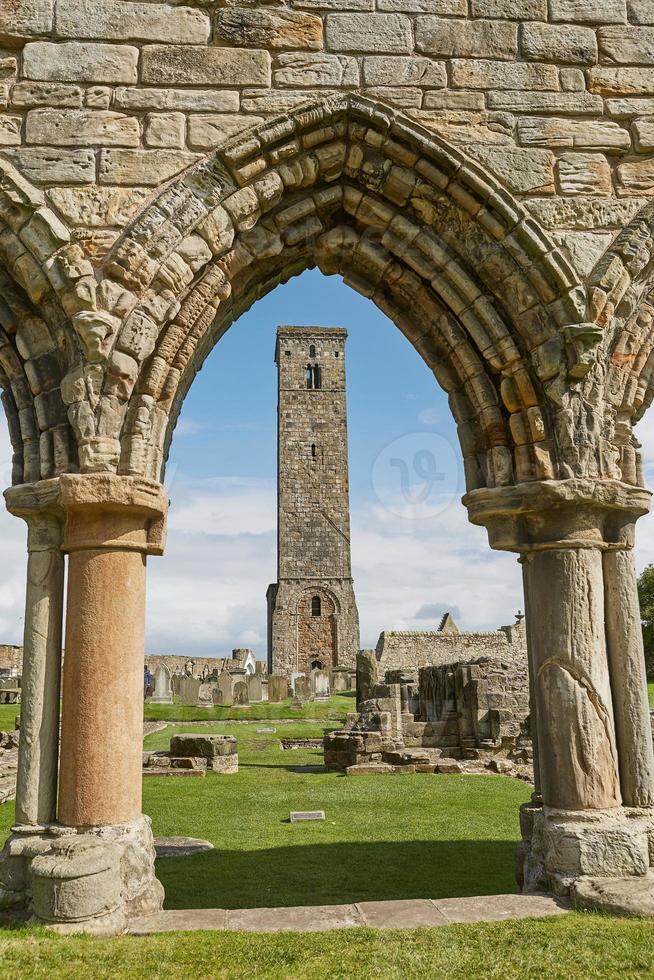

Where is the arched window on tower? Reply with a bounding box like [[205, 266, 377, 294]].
[[311, 443, 317, 459], [311, 596, 321, 617], [309, 344, 316, 358], [313, 365, 321, 389], [306, 364, 313, 389]]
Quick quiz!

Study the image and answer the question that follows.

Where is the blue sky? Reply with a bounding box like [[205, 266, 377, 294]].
[[1, 268, 654, 660]]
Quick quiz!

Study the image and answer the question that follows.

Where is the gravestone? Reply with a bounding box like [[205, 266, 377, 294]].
[[233, 681, 249, 706], [248, 675, 264, 702], [255, 661, 266, 675], [294, 675, 311, 704], [357, 650, 379, 708], [312, 669, 330, 700], [290, 672, 304, 694], [171, 671, 181, 697], [150, 663, 173, 705], [330, 669, 351, 693], [198, 682, 213, 707], [268, 675, 288, 703], [214, 673, 234, 706], [261, 678, 269, 702], [178, 676, 201, 707]]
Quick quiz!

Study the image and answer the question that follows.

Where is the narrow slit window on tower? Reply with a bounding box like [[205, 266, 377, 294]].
[[311, 596, 321, 617], [313, 365, 321, 389], [311, 443, 317, 459], [309, 344, 316, 358], [306, 364, 313, 389]]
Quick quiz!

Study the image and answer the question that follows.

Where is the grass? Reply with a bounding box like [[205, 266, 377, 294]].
[[0, 702, 19, 731], [0, 722, 653, 978], [649, 682, 654, 709], [1, 914, 654, 978]]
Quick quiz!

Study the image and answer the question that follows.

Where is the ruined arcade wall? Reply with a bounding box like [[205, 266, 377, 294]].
[[376, 621, 528, 671], [0, 1, 653, 280]]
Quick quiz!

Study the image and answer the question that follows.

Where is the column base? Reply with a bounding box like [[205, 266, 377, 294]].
[[517, 804, 654, 917], [0, 815, 163, 933]]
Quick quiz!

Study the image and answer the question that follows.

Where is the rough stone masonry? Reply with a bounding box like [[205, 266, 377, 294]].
[[3, 0, 654, 933]]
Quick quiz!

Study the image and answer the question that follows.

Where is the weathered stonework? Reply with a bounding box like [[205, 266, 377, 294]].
[[267, 327, 359, 675], [2, 0, 654, 928]]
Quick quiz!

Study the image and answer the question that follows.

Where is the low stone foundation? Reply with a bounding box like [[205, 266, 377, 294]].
[[143, 734, 239, 776]]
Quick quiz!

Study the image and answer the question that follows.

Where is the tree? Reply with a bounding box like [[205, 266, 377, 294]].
[[637, 564, 654, 679]]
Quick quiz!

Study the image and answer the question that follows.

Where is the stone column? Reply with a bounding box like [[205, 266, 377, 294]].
[[603, 546, 654, 807], [465, 479, 654, 908], [4, 481, 64, 830], [57, 475, 167, 828]]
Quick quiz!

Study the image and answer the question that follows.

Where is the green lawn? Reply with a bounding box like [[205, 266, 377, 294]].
[[649, 682, 654, 708], [143, 693, 356, 723], [1, 914, 654, 979], [0, 723, 653, 978], [0, 703, 19, 731]]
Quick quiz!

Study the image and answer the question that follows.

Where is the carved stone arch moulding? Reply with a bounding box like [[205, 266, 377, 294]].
[[3, 96, 612, 490]]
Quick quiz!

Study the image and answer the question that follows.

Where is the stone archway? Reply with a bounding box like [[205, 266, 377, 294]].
[[1, 95, 654, 927]]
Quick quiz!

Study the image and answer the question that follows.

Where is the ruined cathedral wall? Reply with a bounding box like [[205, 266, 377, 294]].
[[376, 624, 527, 672], [1, 1, 653, 277]]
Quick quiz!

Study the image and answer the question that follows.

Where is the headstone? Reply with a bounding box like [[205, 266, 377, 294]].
[[290, 671, 305, 693], [312, 669, 330, 700], [261, 678, 269, 701], [233, 680, 249, 706], [202, 665, 210, 681], [255, 661, 266, 674], [171, 670, 181, 696], [179, 675, 201, 706], [330, 668, 350, 693], [198, 682, 213, 707], [294, 675, 311, 704], [214, 673, 234, 706], [268, 675, 288, 702], [357, 650, 379, 707], [247, 674, 263, 702], [150, 663, 173, 705]]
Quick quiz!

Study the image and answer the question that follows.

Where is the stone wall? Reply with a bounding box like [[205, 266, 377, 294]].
[[1, 0, 653, 279], [376, 620, 528, 672], [0, 645, 23, 674]]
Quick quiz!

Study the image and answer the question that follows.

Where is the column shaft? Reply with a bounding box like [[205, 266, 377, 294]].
[[58, 548, 147, 827], [604, 547, 654, 806], [14, 513, 64, 828], [523, 546, 621, 811]]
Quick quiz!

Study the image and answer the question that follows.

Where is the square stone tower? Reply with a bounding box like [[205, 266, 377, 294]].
[[267, 326, 360, 675]]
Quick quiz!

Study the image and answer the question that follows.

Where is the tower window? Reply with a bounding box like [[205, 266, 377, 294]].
[[335, 351, 339, 358], [306, 364, 322, 389], [311, 596, 321, 617], [311, 443, 317, 459], [309, 344, 316, 358], [306, 364, 312, 388], [285, 350, 291, 357]]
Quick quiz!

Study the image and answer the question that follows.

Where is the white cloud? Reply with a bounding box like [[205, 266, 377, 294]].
[[417, 407, 440, 425]]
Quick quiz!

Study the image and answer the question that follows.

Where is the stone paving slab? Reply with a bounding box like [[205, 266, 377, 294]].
[[128, 893, 569, 935]]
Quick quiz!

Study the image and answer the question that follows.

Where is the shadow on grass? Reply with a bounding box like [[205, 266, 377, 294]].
[[156, 838, 519, 910]]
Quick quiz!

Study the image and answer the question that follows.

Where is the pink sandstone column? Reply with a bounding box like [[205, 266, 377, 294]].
[[57, 475, 167, 828]]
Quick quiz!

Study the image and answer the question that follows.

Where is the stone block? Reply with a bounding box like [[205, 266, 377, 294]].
[[240, 89, 338, 114], [553, 230, 613, 276], [0, 117, 21, 146], [52, 185, 143, 229], [517, 116, 631, 152], [416, 18, 518, 59], [56, 0, 210, 44], [487, 91, 603, 113], [0, 0, 53, 44], [378, 0, 466, 10], [169, 734, 237, 760], [557, 152, 612, 195], [187, 114, 265, 150], [550, 0, 627, 22], [589, 67, 654, 94], [114, 88, 240, 113], [142, 45, 271, 87], [23, 41, 138, 84], [11, 81, 82, 108], [599, 26, 654, 64], [274, 52, 359, 88], [99, 149, 202, 186], [145, 113, 186, 149], [423, 91, 485, 110], [633, 118, 654, 151], [326, 13, 412, 53], [560, 68, 586, 90], [451, 59, 559, 90], [526, 196, 647, 229], [26, 109, 139, 147], [472, 0, 546, 13], [520, 23, 598, 64], [467, 145, 555, 194], [215, 9, 323, 50], [3, 147, 95, 184], [629, 0, 654, 23], [616, 159, 654, 195], [362, 56, 446, 88], [606, 97, 654, 116]]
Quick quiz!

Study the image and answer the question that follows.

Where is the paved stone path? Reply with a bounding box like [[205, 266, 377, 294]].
[[129, 893, 569, 935]]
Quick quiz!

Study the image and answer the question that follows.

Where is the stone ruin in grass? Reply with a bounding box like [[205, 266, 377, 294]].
[[325, 617, 533, 780], [143, 734, 238, 777]]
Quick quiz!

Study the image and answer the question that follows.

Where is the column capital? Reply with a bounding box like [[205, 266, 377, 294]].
[[59, 474, 168, 556], [463, 479, 651, 554], [4, 480, 64, 552]]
